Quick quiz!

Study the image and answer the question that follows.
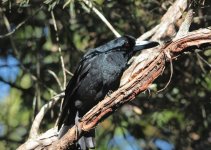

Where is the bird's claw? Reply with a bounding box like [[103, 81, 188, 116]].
[[106, 90, 113, 98]]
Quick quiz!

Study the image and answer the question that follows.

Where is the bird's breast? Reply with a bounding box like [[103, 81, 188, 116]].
[[73, 51, 128, 113], [100, 52, 128, 89]]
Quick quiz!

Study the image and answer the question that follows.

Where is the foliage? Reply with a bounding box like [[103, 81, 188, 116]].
[[0, 0, 210, 149]]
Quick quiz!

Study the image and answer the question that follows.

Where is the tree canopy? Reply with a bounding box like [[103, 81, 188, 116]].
[[0, 0, 211, 150]]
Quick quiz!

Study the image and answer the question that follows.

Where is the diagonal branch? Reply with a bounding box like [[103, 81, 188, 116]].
[[49, 29, 211, 150], [0, 7, 42, 39], [50, 11, 66, 90], [17, 0, 211, 149], [29, 92, 65, 139], [17, 28, 211, 150], [82, 0, 121, 38]]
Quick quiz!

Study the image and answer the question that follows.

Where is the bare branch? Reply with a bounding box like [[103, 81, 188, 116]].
[[82, 0, 121, 38], [65, 68, 74, 77], [196, 53, 211, 68], [151, 0, 188, 41], [18, 28, 211, 150], [2, 11, 57, 95], [49, 29, 211, 150], [29, 92, 65, 138], [0, 7, 42, 39], [48, 70, 63, 91], [175, 9, 193, 39], [17, 0, 211, 149], [165, 29, 211, 53], [50, 11, 66, 90]]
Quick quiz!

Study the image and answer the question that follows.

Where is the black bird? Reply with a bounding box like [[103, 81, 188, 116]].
[[58, 35, 158, 149]]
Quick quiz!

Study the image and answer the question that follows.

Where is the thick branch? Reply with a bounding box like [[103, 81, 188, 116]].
[[17, 28, 211, 150], [167, 29, 211, 52], [151, 0, 188, 41], [50, 29, 211, 150], [17, 0, 211, 149]]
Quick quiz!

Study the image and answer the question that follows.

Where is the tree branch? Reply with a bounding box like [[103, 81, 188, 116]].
[[29, 92, 65, 139], [82, 0, 121, 38], [17, 28, 211, 150], [50, 11, 66, 90], [17, 0, 211, 149], [0, 7, 42, 39]]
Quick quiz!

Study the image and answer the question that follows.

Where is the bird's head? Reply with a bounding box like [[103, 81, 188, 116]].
[[120, 35, 159, 57], [82, 35, 159, 61]]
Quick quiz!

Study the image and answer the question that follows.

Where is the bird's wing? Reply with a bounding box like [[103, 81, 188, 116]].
[[57, 59, 92, 129]]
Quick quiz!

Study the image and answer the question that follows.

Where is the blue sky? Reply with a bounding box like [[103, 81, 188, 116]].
[[0, 54, 19, 100], [0, 53, 175, 150], [108, 133, 142, 150], [108, 132, 174, 150]]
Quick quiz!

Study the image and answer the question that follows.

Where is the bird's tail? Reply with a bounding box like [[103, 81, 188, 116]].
[[75, 112, 96, 149], [78, 129, 96, 149], [58, 112, 96, 150]]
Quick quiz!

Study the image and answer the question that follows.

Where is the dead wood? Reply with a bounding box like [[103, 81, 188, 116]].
[[17, 0, 211, 149], [17, 28, 211, 150]]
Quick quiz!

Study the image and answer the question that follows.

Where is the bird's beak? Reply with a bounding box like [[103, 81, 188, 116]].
[[133, 40, 159, 52]]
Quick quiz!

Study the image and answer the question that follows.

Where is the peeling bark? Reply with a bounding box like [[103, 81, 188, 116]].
[[17, 28, 211, 150], [17, 0, 211, 149]]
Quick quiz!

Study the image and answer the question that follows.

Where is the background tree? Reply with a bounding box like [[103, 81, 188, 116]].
[[0, 0, 210, 150]]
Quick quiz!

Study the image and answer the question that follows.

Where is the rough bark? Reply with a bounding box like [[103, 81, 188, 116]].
[[17, 0, 211, 149], [17, 28, 211, 150]]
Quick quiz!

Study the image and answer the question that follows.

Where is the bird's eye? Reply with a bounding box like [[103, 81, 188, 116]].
[[124, 42, 129, 47]]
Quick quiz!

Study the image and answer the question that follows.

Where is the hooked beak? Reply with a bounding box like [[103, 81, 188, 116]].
[[133, 40, 159, 52]]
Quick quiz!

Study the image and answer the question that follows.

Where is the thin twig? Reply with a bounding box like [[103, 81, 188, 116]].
[[157, 50, 173, 93], [50, 11, 67, 90], [0, 76, 28, 92], [0, 7, 42, 39], [33, 48, 41, 122], [157, 10, 194, 93], [29, 92, 65, 138], [3, 13, 20, 58], [2, 12, 57, 95], [82, 0, 121, 38], [65, 68, 74, 76], [50, 11, 67, 126], [196, 53, 211, 68], [48, 69, 63, 91]]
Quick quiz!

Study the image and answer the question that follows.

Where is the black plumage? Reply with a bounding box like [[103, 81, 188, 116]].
[[58, 35, 158, 149]]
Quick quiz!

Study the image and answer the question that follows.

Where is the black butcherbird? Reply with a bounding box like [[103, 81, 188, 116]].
[[58, 35, 158, 149]]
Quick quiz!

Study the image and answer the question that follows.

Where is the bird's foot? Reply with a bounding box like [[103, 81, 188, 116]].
[[75, 112, 82, 136], [106, 90, 113, 98], [144, 88, 151, 96]]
